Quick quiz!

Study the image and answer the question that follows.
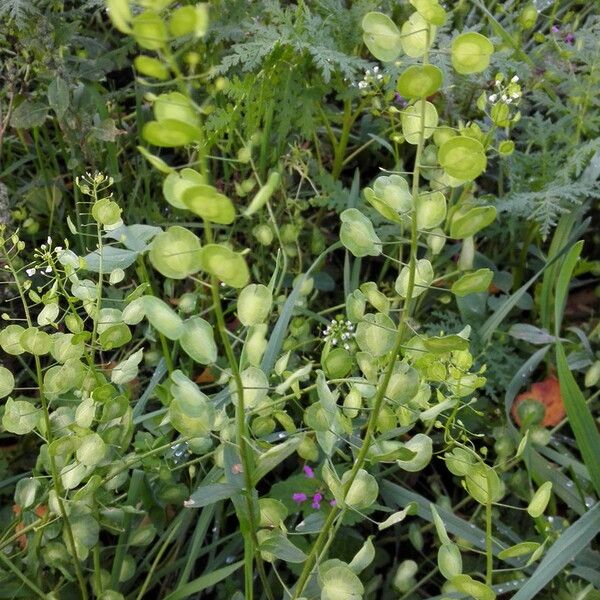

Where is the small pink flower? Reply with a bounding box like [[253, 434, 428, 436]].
[[303, 465, 315, 479], [292, 493, 307, 504], [329, 499, 337, 507], [551, 25, 559, 33], [311, 492, 323, 509]]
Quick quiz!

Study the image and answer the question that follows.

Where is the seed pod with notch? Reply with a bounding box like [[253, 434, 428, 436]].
[[243, 171, 281, 217]]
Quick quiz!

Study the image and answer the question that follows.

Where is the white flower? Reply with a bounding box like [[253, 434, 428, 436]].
[[365, 69, 371, 76], [358, 81, 368, 89], [54, 246, 63, 252], [511, 92, 520, 99], [46, 236, 52, 245], [511, 75, 519, 83], [26, 268, 36, 277], [45, 266, 53, 273], [488, 94, 497, 102], [501, 94, 508, 101]]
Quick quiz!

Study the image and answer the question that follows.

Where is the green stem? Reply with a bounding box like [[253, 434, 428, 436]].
[[203, 222, 274, 600], [485, 488, 493, 586], [292, 84, 427, 600], [0, 552, 47, 599], [1, 245, 89, 600], [332, 99, 353, 179]]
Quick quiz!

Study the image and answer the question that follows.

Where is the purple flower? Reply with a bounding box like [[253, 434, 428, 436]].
[[551, 25, 559, 34], [311, 492, 323, 510], [565, 33, 575, 44], [394, 92, 407, 107], [292, 493, 307, 504], [329, 499, 337, 507], [303, 465, 315, 479]]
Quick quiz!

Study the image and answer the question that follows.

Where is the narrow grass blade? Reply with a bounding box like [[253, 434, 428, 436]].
[[556, 343, 600, 497], [511, 502, 600, 600], [162, 560, 244, 600]]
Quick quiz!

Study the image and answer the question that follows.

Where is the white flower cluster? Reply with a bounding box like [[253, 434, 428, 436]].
[[25, 236, 64, 278], [322, 318, 355, 350], [488, 75, 522, 105], [350, 66, 384, 91]]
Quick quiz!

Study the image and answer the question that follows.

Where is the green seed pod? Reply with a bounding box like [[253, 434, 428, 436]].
[[281, 223, 300, 244], [438, 542, 462, 579], [527, 481, 552, 518], [393, 560, 418, 592], [585, 360, 600, 387], [427, 228, 446, 254], [237, 284, 272, 326], [253, 224, 274, 246], [343, 387, 362, 418], [244, 171, 281, 217], [251, 416, 276, 437], [408, 522, 424, 551], [518, 4, 538, 29], [346, 289, 366, 322], [323, 347, 352, 379], [376, 405, 396, 433], [246, 324, 268, 367], [458, 236, 475, 271], [258, 498, 288, 529], [297, 435, 319, 462]]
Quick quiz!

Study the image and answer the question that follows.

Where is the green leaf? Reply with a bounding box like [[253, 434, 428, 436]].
[[10, 100, 48, 129], [439, 137, 487, 181], [423, 334, 469, 353], [47, 77, 69, 118], [199, 244, 250, 288], [450, 206, 496, 239], [451, 32, 494, 74], [20, 327, 52, 355], [340, 209, 382, 257], [185, 482, 240, 508], [452, 268, 494, 296], [556, 343, 600, 496], [361, 12, 402, 62], [554, 240, 583, 336]]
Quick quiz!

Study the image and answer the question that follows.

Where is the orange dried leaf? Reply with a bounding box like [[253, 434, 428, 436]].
[[511, 375, 565, 427]]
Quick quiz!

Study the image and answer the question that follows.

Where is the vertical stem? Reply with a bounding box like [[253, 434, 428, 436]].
[[332, 99, 353, 179], [203, 222, 274, 600], [292, 80, 428, 600], [485, 485, 493, 586], [1, 246, 89, 600]]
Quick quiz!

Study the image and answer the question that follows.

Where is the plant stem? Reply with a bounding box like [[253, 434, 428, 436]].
[[1, 245, 89, 599], [292, 84, 427, 600], [203, 222, 274, 600]]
